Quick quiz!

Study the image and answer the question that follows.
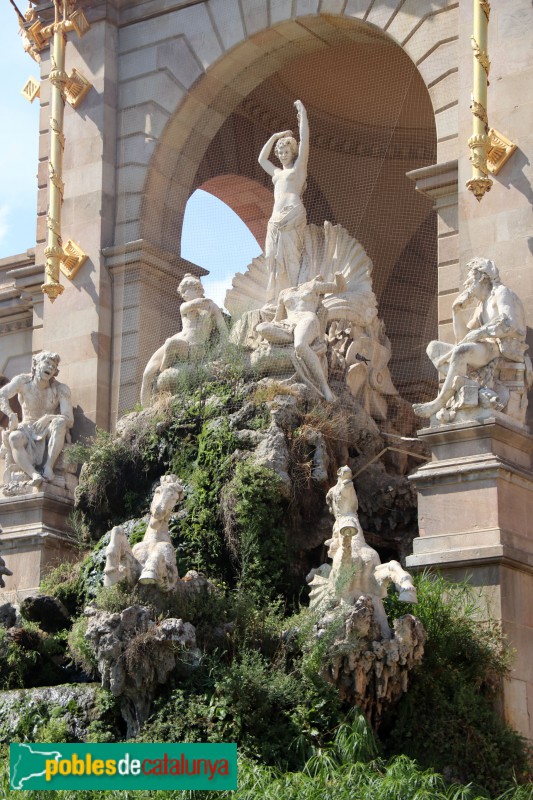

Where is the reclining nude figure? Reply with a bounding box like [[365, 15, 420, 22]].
[[309, 466, 417, 638], [0, 351, 73, 486], [140, 274, 228, 407], [258, 99, 309, 305], [255, 273, 346, 403], [413, 257, 529, 419], [104, 475, 184, 593]]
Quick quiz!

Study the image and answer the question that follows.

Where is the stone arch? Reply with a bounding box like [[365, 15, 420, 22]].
[[116, 2, 454, 400], [115, 2, 458, 249], [196, 175, 274, 249]]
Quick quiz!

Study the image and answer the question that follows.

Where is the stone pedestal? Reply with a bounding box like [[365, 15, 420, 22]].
[[407, 415, 533, 740], [0, 487, 79, 601]]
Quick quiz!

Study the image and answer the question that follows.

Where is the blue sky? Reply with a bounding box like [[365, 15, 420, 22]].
[[181, 190, 261, 309], [0, 7, 261, 310], [0, 3, 40, 259]]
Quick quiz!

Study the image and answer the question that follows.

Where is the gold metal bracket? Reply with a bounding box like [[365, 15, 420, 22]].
[[21, 75, 40, 103], [64, 68, 92, 108], [69, 9, 90, 38], [487, 129, 517, 175], [60, 240, 88, 280]]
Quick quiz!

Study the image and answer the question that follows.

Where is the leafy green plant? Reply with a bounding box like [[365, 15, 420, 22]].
[[67, 616, 97, 676], [382, 572, 532, 794], [221, 460, 290, 602]]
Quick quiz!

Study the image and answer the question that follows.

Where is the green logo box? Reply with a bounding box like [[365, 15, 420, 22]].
[[11, 742, 237, 791]]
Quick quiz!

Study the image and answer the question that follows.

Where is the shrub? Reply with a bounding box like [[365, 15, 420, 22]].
[[382, 572, 532, 794]]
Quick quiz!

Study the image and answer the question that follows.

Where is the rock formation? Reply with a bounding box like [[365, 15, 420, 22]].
[[84, 604, 198, 737]]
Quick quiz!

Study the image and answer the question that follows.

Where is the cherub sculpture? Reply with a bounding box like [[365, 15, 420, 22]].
[[413, 258, 532, 424], [308, 466, 417, 638], [140, 274, 228, 407], [104, 475, 184, 593]]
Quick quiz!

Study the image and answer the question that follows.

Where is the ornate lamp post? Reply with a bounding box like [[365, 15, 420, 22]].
[[12, 0, 91, 301], [466, 0, 492, 201]]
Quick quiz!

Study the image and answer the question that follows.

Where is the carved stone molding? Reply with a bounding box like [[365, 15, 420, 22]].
[[405, 160, 458, 205]]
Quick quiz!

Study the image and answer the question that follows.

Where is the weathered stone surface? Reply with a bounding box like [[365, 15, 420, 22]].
[[20, 595, 71, 633], [85, 605, 198, 737], [316, 596, 426, 729], [0, 684, 112, 743]]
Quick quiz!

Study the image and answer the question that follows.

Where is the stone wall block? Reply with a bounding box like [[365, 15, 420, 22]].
[[435, 104, 458, 142], [119, 47, 158, 82], [416, 40, 458, 88], [344, 0, 372, 20], [295, 0, 320, 16], [429, 71, 458, 113], [386, 0, 435, 45], [119, 74, 185, 114], [119, 104, 170, 140], [365, 0, 402, 31], [208, 0, 246, 51], [241, 0, 269, 36], [269, 0, 293, 24], [319, 0, 345, 14], [438, 232, 458, 265], [438, 262, 460, 294], [437, 292, 455, 323], [406, 6, 458, 64], [156, 38, 204, 90]]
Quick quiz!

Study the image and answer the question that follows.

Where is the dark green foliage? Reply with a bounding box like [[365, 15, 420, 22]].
[[138, 644, 343, 772], [2, 715, 532, 800], [39, 560, 86, 617], [0, 626, 69, 690], [221, 460, 290, 601], [382, 572, 531, 794]]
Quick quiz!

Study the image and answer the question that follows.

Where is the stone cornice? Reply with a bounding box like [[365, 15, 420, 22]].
[[406, 160, 458, 204], [103, 238, 208, 282], [0, 250, 41, 333]]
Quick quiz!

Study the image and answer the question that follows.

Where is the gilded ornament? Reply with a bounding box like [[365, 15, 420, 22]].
[[479, 0, 490, 20], [60, 240, 88, 280], [487, 129, 517, 175], [470, 98, 488, 129], [471, 37, 490, 76], [21, 76, 40, 103], [13, 1, 92, 301], [466, 176, 492, 201]]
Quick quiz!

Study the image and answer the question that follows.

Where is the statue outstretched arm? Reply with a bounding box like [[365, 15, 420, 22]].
[[312, 272, 347, 296], [258, 130, 293, 176], [293, 100, 309, 173]]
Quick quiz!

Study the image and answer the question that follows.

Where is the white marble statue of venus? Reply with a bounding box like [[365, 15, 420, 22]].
[[258, 99, 309, 305]]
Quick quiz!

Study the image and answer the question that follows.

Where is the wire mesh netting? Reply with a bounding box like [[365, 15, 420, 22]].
[[116, 17, 442, 425]]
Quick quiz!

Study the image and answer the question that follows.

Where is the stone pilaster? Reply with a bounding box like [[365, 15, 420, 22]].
[[103, 239, 207, 426], [0, 486, 79, 601], [407, 415, 533, 740]]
